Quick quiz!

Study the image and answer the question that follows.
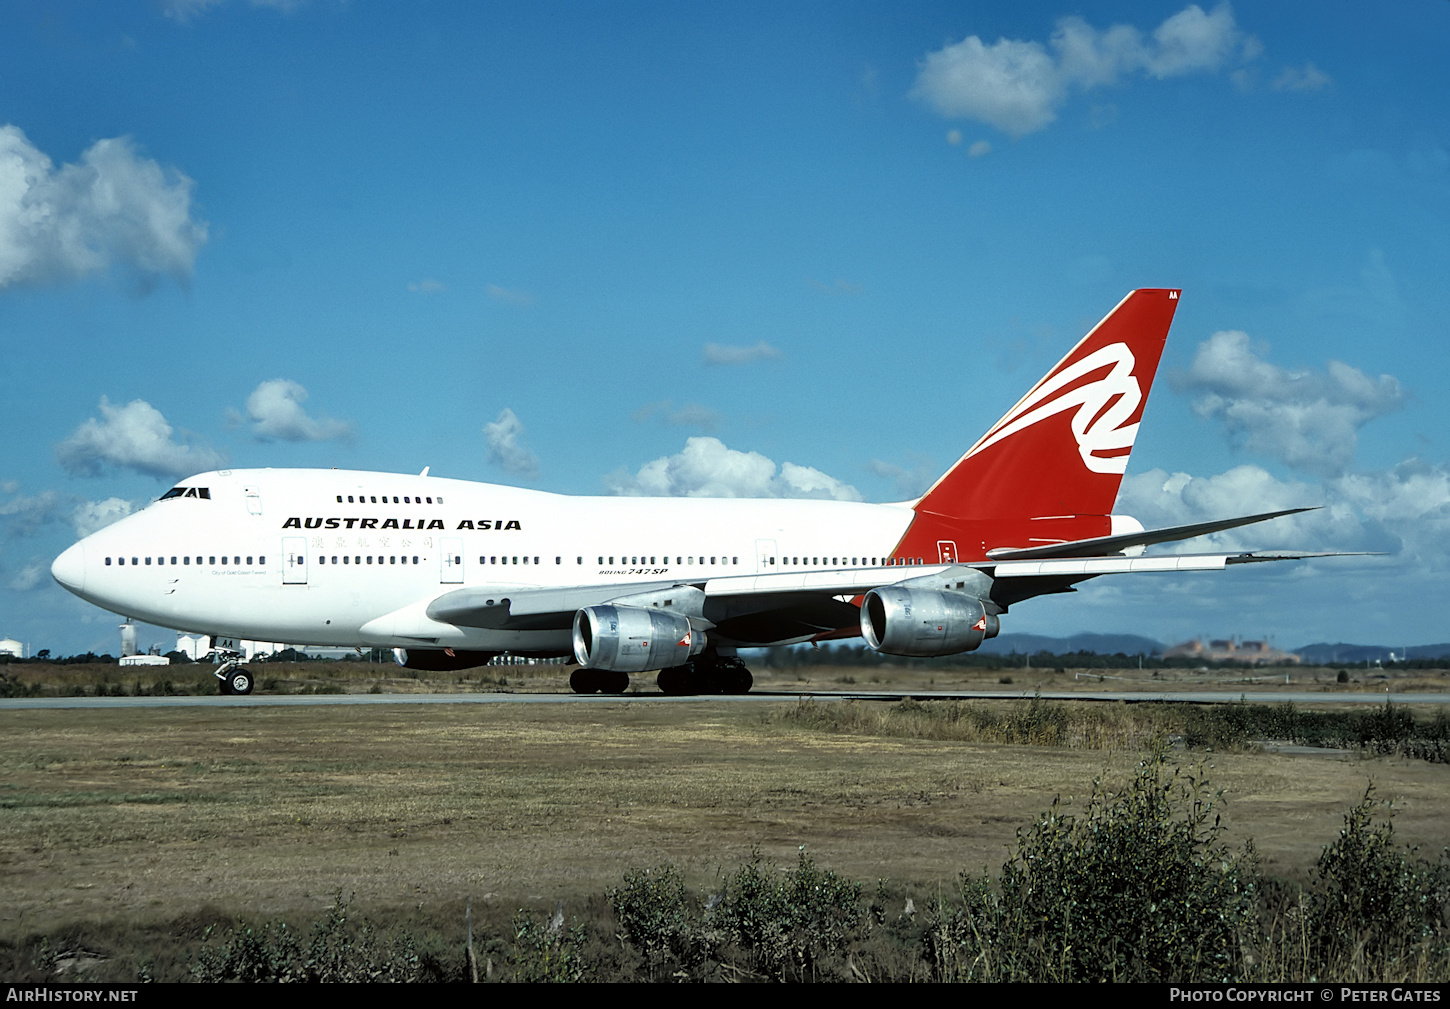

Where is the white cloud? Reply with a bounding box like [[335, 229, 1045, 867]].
[[407, 278, 445, 294], [1117, 460, 1450, 570], [7, 561, 45, 592], [240, 379, 353, 442], [56, 398, 224, 479], [967, 140, 993, 158], [702, 341, 783, 366], [1334, 460, 1450, 568], [912, 4, 1244, 138], [867, 457, 938, 500], [1272, 62, 1332, 93], [160, 0, 225, 21], [486, 283, 534, 305], [1177, 331, 1405, 478], [606, 436, 861, 501], [631, 400, 721, 431], [161, 0, 300, 21], [0, 488, 63, 538], [483, 408, 540, 479], [0, 125, 206, 292], [71, 498, 135, 538]]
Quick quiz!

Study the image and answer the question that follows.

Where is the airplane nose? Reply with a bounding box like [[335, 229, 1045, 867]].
[[52, 542, 86, 595]]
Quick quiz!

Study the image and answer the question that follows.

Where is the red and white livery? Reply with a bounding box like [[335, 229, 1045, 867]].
[[51, 290, 1331, 695]]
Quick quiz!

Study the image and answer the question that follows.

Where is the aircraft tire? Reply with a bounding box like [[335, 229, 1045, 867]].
[[228, 670, 254, 695], [725, 668, 753, 694], [569, 668, 599, 694], [217, 677, 232, 695], [601, 669, 629, 694], [656, 665, 692, 695]]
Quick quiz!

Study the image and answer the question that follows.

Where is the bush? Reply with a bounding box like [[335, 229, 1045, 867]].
[[926, 750, 1257, 982], [190, 895, 430, 982], [1306, 788, 1450, 975], [609, 865, 697, 978], [711, 848, 864, 981]]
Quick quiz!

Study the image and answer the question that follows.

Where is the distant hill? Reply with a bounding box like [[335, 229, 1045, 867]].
[[1294, 642, 1450, 664], [978, 633, 1166, 657]]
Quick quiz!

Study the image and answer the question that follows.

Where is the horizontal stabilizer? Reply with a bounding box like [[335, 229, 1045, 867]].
[[985, 507, 1317, 560]]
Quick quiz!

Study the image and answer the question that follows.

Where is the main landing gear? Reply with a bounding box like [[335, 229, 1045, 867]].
[[569, 655, 755, 696], [656, 655, 753, 696]]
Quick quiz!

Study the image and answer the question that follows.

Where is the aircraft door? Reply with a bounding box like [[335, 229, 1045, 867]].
[[440, 537, 464, 583], [755, 539, 778, 575], [283, 537, 308, 584]]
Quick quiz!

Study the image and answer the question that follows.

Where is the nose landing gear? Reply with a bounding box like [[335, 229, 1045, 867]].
[[213, 654, 254, 695]]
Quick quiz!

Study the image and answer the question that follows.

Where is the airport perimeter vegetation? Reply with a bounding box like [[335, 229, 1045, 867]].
[[3, 653, 1450, 982]]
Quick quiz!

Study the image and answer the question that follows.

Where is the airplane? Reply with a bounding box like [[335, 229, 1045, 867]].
[[51, 289, 1338, 697]]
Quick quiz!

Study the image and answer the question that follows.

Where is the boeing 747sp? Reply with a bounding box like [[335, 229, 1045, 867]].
[[51, 290, 1335, 695]]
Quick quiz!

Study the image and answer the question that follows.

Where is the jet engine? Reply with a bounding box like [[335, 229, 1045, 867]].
[[860, 586, 1000, 658], [392, 648, 499, 671], [572, 604, 705, 672]]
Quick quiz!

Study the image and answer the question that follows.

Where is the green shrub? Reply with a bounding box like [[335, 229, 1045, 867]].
[[190, 895, 427, 982], [711, 848, 864, 981], [508, 906, 587, 982], [609, 865, 698, 978], [1306, 788, 1450, 974], [926, 750, 1257, 982]]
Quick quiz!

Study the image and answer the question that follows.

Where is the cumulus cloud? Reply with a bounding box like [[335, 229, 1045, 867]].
[[0, 488, 63, 538], [1177, 331, 1406, 477], [1272, 62, 1332, 92], [7, 561, 45, 592], [702, 341, 783, 366], [606, 436, 861, 501], [161, 0, 299, 21], [56, 398, 224, 479], [1116, 460, 1450, 569], [0, 125, 206, 292], [912, 4, 1247, 137], [238, 379, 353, 442], [483, 408, 540, 479], [866, 457, 939, 500], [631, 400, 721, 431], [71, 497, 135, 538], [486, 283, 534, 306]]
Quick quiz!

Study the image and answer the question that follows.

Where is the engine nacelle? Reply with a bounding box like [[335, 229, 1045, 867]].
[[572, 605, 705, 672], [860, 587, 1000, 658], [392, 648, 499, 671]]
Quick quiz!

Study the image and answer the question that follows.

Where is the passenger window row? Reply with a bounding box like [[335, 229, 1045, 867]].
[[106, 556, 262, 567], [318, 556, 419, 565], [336, 494, 441, 504]]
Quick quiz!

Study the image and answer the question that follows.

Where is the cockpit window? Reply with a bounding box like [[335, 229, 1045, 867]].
[[160, 487, 210, 500]]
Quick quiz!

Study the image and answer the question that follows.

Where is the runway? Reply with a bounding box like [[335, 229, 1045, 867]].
[[5, 688, 1449, 710]]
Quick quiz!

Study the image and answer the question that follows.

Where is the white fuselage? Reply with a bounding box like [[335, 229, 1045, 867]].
[[52, 469, 917, 651]]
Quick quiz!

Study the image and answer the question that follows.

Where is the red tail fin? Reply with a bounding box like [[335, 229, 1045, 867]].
[[892, 290, 1180, 563]]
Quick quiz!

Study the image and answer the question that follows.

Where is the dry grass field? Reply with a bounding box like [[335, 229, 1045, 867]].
[[3, 659, 1449, 980]]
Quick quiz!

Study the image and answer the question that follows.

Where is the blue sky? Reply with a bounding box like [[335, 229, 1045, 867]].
[[2, 1, 1447, 655]]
